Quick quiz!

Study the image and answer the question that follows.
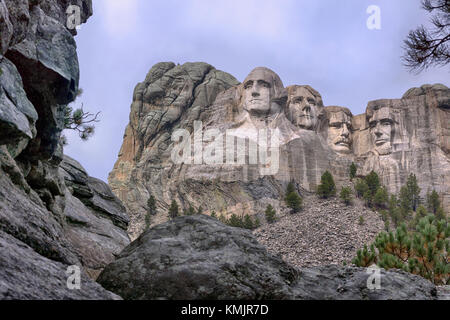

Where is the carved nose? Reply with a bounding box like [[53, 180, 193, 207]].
[[341, 125, 349, 136], [303, 106, 311, 113]]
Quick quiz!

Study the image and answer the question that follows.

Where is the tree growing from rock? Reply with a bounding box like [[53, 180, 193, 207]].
[[184, 205, 196, 216], [317, 171, 336, 199], [145, 195, 157, 230], [62, 89, 100, 143], [265, 204, 277, 223], [353, 215, 449, 285], [285, 182, 303, 213], [402, 0, 450, 72], [168, 200, 179, 220]]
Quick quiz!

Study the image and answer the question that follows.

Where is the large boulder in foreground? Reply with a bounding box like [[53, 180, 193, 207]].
[[98, 215, 439, 300], [98, 215, 300, 300]]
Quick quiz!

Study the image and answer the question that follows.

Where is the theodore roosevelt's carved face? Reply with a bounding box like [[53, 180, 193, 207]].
[[286, 86, 322, 130], [369, 107, 394, 155], [326, 108, 353, 154], [241, 67, 285, 117]]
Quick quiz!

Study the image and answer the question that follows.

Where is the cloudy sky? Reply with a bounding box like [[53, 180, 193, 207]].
[[64, 0, 449, 182]]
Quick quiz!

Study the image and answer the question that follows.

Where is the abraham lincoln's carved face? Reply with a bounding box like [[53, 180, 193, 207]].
[[369, 106, 394, 155]]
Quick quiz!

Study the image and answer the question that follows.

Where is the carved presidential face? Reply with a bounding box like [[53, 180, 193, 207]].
[[327, 109, 353, 154], [241, 68, 284, 117], [287, 86, 322, 130], [369, 107, 394, 155]]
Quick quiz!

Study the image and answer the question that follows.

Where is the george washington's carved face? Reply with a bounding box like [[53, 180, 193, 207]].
[[369, 107, 394, 155], [326, 108, 353, 154], [286, 86, 322, 130], [241, 67, 285, 117]]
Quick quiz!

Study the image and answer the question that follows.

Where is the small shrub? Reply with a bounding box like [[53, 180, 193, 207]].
[[317, 171, 336, 199], [359, 216, 365, 226], [285, 182, 303, 213], [355, 179, 369, 199], [349, 162, 357, 180], [168, 200, 179, 220], [340, 186, 353, 205], [265, 204, 277, 223]]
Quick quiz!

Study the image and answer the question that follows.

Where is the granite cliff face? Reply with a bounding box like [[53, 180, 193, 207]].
[[0, 0, 129, 299], [109, 62, 450, 240]]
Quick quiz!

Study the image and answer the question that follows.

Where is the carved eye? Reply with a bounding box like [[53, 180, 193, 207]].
[[380, 120, 392, 126], [369, 121, 377, 128], [307, 98, 316, 105], [293, 97, 303, 104], [259, 80, 271, 88], [244, 81, 253, 89]]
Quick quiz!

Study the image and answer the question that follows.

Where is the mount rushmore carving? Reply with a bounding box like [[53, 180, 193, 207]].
[[108, 62, 450, 239]]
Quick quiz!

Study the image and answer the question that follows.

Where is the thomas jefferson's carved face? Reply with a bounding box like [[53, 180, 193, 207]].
[[287, 87, 320, 130], [369, 107, 394, 155], [242, 68, 279, 116], [327, 110, 353, 154]]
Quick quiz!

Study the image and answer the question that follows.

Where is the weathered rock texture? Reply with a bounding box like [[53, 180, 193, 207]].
[[0, 0, 129, 299], [109, 62, 450, 240], [98, 215, 440, 300]]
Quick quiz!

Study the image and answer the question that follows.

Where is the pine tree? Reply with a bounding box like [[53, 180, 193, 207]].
[[355, 179, 369, 199], [373, 187, 389, 209], [365, 171, 380, 197], [363, 190, 373, 207], [352, 216, 449, 285], [145, 195, 157, 230], [436, 207, 447, 221], [412, 205, 428, 228], [228, 214, 244, 228], [243, 214, 255, 230], [340, 186, 352, 205], [147, 195, 157, 215], [317, 171, 336, 199], [168, 200, 179, 220], [427, 190, 440, 214], [349, 162, 357, 180], [406, 174, 421, 211], [265, 204, 277, 223], [399, 185, 413, 217], [211, 211, 217, 219], [184, 205, 196, 216], [197, 206, 204, 215], [285, 182, 303, 213]]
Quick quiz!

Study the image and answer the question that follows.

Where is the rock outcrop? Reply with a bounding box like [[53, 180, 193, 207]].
[[109, 62, 450, 240], [0, 0, 129, 299], [98, 215, 440, 300]]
